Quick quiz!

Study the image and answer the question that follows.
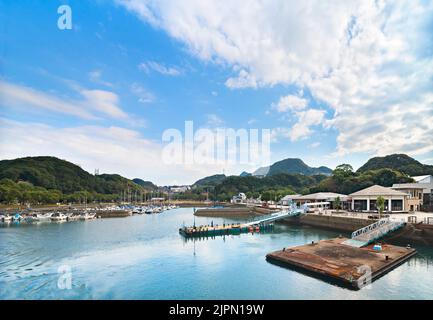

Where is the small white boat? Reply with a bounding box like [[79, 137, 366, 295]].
[[0, 215, 12, 223], [79, 212, 96, 220], [50, 212, 68, 222], [145, 208, 154, 214]]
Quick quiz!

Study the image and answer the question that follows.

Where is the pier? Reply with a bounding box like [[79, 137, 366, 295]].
[[179, 205, 309, 238]]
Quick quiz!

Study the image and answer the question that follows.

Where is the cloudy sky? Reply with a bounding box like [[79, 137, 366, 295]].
[[1, 0, 432, 185]]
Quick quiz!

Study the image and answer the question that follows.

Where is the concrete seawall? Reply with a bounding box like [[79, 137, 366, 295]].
[[285, 214, 433, 247], [194, 206, 276, 217], [287, 214, 372, 233]]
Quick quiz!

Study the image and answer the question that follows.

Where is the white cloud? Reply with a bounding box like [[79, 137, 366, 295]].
[[0, 80, 97, 120], [271, 108, 325, 142], [131, 82, 155, 103], [0, 80, 130, 121], [117, 0, 433, 157], [138, 60, 181, 76], [273, 94, 308, 112], [88, 70, 113, 87]]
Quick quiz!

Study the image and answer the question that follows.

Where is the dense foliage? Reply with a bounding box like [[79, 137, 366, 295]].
[[0, 157, 153, 204], [357, 154, 433, 176]]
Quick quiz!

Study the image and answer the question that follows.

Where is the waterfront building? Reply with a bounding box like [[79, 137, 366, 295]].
[[394, 175, 433, 212], [349, 185, 408, 213], [281, 192, 350, 210], [391, 184, 424, 211]]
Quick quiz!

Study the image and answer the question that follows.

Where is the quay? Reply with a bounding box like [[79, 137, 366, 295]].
[[266, 237, 417, 290]]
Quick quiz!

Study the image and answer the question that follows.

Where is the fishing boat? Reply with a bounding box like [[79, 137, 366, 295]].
[[50, 212, 68, 222]]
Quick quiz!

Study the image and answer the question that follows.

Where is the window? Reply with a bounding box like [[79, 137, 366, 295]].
[[354, 200, 367, 211], [391, 199, 403, 211]]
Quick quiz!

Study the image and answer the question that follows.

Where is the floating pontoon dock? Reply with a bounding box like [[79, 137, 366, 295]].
[[266, 237, 416, 290]]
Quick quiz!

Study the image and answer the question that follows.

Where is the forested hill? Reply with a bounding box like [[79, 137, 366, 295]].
[[0, 156, 152, 195], [357, 154, 433, 176], [266, 158, 332, 176]]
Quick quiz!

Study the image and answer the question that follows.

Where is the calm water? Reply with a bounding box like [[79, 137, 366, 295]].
[[1, 208, 432, 300]]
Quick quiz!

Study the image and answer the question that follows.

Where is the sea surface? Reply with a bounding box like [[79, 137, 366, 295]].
[[1, 207, 432, 299]]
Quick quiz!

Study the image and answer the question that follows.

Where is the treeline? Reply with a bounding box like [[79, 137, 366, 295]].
[[0, 179, 119, 205]]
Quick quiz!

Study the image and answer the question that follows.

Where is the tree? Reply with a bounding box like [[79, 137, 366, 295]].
[[334, 196, 341, 212], [376, 196, 385, 219]]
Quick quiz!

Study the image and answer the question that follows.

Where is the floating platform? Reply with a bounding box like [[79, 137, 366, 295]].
[[266, 237, 417, 290], [179, 223, 273, 238]]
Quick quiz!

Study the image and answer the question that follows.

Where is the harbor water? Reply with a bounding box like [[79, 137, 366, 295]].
[[1, 208, 432, 299]]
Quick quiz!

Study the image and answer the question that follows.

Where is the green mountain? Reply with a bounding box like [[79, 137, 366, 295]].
[[193, 174, 226, 187], [239, 171, 252, 177], [266, 158, 332, 176], [357, 154, 433, 176], [0, 156, 151, 195], [132, 178, 158, 190]]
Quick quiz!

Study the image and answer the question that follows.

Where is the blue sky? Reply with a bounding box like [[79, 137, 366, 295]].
[[1, 0, 432, 185]]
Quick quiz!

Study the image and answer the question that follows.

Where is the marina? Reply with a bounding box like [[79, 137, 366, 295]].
[[0, 204, 179, 224]]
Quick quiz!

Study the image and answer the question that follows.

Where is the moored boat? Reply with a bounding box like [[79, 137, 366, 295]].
[[50, 212, 67, 222]]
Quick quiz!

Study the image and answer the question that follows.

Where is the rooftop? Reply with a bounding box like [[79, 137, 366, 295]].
[[350, 185, 407, 197], [282, 192, 349, 201], [391, 183, 426, 189], [412, 175, 432, 182]]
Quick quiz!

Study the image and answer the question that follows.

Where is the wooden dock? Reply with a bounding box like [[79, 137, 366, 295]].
[[266, 237, 417, 290]]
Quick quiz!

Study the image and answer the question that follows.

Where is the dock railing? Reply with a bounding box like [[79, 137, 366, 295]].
[[351, 217, 405, 245]]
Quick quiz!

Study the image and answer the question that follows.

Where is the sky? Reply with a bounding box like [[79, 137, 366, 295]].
[[0, 0, 432, 185]]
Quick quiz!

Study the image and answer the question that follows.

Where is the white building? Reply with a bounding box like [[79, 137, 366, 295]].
[[280, 192, 350, 209], [412, 175, 433, 184], [231, 192, 247, 204], [349, 185, 407, 213]]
